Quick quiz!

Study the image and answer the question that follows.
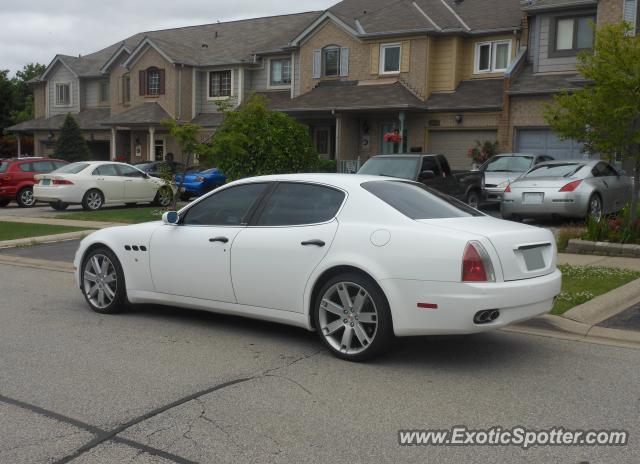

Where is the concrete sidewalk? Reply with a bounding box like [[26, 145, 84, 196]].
[[0, 215, 127, 229]]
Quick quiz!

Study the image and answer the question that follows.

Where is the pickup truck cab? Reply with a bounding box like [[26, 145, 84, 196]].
[[358, 154, 483, 208]]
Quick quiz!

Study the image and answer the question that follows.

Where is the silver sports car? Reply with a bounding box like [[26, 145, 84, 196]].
[[501, 160, 632, 221], [481, 154, 554, 204]]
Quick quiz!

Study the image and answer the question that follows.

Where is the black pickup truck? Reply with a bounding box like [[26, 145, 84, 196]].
[[358, 154, 483, 208]]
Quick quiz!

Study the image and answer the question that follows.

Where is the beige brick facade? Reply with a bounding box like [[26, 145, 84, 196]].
[[505, 96, 553, 150], [597, 0, 623, 25], [33, 84, 46, 119], [129, 47, 178, 119]]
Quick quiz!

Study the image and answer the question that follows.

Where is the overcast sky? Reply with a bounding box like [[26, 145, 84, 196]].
[[1, 0, 337, 76]]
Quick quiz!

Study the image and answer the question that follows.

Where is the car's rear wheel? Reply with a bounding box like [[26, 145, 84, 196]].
[[81, 247, 127, 314], [0, 199, 10, 207], [82, 189, 104, 211], [466, 190, 481, 209], [153, 186, 173, 207], [49, 201, 68, 211], [16, 187, 35, 208], [313, 272, 393, 361], [587, 194, 603, 222]]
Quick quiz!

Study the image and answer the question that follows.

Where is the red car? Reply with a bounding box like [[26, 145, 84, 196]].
[[0, 157, 68, 208]]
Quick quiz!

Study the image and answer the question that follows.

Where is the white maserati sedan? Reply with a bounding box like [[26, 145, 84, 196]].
[[74, 174, 561, 361], [34, 161, 173, 211]]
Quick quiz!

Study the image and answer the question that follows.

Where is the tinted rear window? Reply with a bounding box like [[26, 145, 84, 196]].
[[525, 164, 584, 178], [0, 162, 8, 173], [358, 157, 419, 180], [483, 156, 534, 173], [362, 181, 483, 219], [53, 162, 89, 174]]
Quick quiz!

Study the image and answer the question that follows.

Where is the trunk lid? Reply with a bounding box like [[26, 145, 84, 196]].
[[483, 171, 524, 188], [510, 176, 576, 190], [418, 217, 556, 281]]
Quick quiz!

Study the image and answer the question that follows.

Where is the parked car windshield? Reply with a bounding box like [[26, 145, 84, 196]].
[[358, 157, 419, 180], [362, 180, 483, 219], [525, 163, 584, 178], [52, 162, 89, 174], [201, 168, 220, 174], [483, 156, 534, 173], [0, 161, 8, 173]]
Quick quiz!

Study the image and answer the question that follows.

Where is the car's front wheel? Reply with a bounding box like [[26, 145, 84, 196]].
[[313, 272, 393, 361], [153, 186, 173, 207], [466, 190, 481, 209], [82, 189, 104, 211], [81, 247, 127, 314]]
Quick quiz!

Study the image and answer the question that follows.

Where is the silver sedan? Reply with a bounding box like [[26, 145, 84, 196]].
[[501, 160, 632, 221]]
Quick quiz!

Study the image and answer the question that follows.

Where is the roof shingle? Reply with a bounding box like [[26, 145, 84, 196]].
[[8, 109, 111, 132]]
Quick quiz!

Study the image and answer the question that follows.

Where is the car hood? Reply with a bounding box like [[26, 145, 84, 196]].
[[483, 171, 526, 187]]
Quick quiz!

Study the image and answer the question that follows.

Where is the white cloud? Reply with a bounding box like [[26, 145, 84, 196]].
[[1, 0, 335, 75]]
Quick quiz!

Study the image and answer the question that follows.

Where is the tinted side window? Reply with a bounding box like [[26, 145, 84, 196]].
[[18, 162, 34, 172], [183, 183, 268, 226], [94, 165, 120, 176], [117, 165, 145, 178], [256, 183, 345, 226], [600, 163, 618, 176], [52, 161, 67, 169], [421, 157, 439, 173], [362, 181, 483, 219]]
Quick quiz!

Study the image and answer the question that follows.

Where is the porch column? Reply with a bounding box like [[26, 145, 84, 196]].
[[110, 128, 117, 160], [335, 113, 342, 162], [149, 126, 156, 161], [398, 111, 406, 137], [16, 134, 21, 158]]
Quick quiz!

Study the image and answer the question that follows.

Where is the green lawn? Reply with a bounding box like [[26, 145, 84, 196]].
[[551, 264, 640, 315], [55, 207, 165, 224], [0, 221, 90, 241]]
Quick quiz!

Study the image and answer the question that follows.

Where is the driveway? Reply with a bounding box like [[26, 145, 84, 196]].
[[0, 258, 638, 463]]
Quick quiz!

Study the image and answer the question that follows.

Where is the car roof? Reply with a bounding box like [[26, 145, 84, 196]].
[[230, 173, 407, 190], [491, 153, 538, 158], [534, 159, 597, 166], [370, 154, 440, 158]]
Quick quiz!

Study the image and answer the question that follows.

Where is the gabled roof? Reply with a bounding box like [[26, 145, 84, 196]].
[[7, 109, 110, 132], [99, 44, 132, 74], [102, 102, 171, 126]]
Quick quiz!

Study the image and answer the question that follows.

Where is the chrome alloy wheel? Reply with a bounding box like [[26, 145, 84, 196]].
[[20, 188, 35, 207], [318, 282, 379, 355], [589, 196, 602, 222], [158, 187, 172, 207], [86, 191, 102, 210], [83, 254, 117, 309]]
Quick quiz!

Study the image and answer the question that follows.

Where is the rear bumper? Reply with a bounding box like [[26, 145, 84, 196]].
[[502, 191, 589, 218], [483, 187, 505, 203], [33, 185, 81, 204], [380, 269, 562, 336]]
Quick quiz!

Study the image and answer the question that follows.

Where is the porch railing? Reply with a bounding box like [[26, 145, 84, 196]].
[[339, 159, 363, 174]]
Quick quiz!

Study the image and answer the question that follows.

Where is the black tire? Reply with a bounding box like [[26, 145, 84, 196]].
[[49, 201, 69, 211], [16, 186, 35, 208], [466, 190, 481, 209], [0, 199, 10, 207], [313, 272, 393, 362], [587, 194, 603, 222], [82, 189, 104, 211], [81, 246, 127, 314], [153, 186, 173, 207]]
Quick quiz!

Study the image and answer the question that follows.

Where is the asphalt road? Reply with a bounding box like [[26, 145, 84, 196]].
[[0, 262, 638, 463], [0, 239, 80, 262]]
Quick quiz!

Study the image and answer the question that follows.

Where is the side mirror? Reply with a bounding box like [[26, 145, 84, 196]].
[[162, 211, 179, 225], [420, 170, 436, 180]]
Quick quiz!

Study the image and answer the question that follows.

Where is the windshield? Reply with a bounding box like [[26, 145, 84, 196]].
[[134, 162, 155, 171], [525, 163, 584, 178], [483, 156, 534, 173], [0, 161, 8, 173], [201, 168, 219, 175], [358, 157, 419, 180], [362, 180, 483, 219], [52, 162, 89, 174]]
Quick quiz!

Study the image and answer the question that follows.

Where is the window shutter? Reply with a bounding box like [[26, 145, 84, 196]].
[[401, 41, 411, 73], [340, 47, 349, 77], [370, 44, 380, 74], [624, 0, 637, 34], [312, 50, 321, 79], [117, 77, 123, 104], [158, 69, 165, 95], [139, 70, 146, 96]]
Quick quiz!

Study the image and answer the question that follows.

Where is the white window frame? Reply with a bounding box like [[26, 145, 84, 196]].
[[154, 137, 166, 161], [147, 68, 160, 96], [474, 40, 512, 74], [207, 69, 235, 101], [268, 57, 292, 89], [379, 43, 402, 75], [322, 46, 341, 77], [54, 82, 71, 107]]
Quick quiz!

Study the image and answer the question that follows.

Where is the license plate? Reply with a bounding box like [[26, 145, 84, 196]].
[[41, 179, 50, 186], [521, 247, 546, 271], [523, 192, 544, 205]]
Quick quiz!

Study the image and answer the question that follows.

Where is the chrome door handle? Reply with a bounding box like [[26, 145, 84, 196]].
[[209, 237, 229, 243], [301, 239, 325, 247]]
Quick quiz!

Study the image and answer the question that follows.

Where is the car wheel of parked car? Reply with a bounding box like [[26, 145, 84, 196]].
[[153, 187, 173, 207], [82, 189, 104, 211], [313, 272, 393, 362], [49, 201, 69, 211], [466, 190, 481, 209], [16, 187, 35, 208], [81, 246, 127, 314], [587, 194, 603, 222], [0, 199, 10, 207]]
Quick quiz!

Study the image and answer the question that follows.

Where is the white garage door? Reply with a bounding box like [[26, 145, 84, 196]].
[[516, 129, 587, 160], [428, 130, 498, 169]]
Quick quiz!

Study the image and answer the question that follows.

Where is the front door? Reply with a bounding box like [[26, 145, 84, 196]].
[[91, 164, 124, 202], [117, 164, 158, 201], [231, 182, 345, 313], [149, 182, 269, 302]]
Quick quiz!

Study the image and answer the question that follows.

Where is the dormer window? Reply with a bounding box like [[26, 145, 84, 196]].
[[550, 15, 595, 56], [380, 44, 401, 74], [474, 40, 511, 73], [323, 46, 341, 77], [139, 67, 165, 97], [55, 83, 71, 106]]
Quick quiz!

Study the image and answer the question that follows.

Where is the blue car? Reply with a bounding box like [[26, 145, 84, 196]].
[[175, 167, 227, 200]]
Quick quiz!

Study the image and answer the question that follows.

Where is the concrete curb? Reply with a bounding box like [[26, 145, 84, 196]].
[[0, 215, 126, 229], [563, 278, 640, 325], [566, 238, 640, 258], [0, 255, 74, 273], [0, 230, 95, 250]]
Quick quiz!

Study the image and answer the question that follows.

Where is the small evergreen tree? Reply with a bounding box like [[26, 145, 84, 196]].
[[55, 113, 90, 162]]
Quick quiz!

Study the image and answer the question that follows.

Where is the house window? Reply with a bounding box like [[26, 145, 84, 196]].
[[552, 16, 595, 55], [323, 46, 341, 77], [123, 74, 131, 104], [147, 68, 160, 96], [209, 70, 232, 98], [380, 44, 401, 74], [99, 80, 110, 103], [474, 40, 511, 73], [269, 59, 291, 87], [55, 83, 71, 106], [155, 139, 165, 161]]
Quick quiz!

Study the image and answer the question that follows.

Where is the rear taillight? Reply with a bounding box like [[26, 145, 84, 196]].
[[462, 241, 496, 282], [53, 179, 73, 185], [559, 180, 582, 192], [504, 183, 511, 193]]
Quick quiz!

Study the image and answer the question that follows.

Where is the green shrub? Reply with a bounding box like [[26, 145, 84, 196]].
[[583, 205, 640, 244], [316, 158, 337, 173]]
